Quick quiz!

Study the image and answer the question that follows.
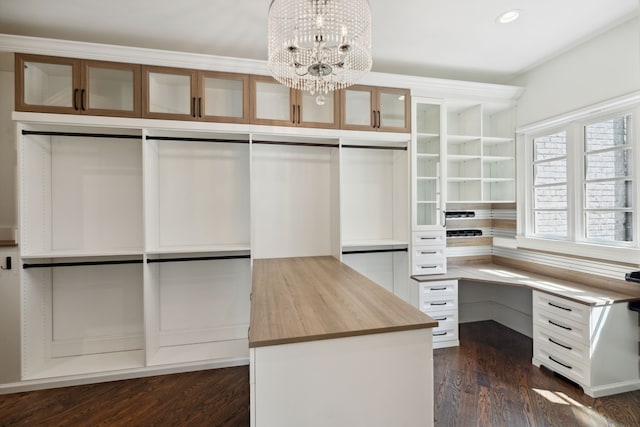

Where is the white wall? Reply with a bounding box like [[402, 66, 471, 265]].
[[0, 69, 16, 240], [512, 15, 640, 127]]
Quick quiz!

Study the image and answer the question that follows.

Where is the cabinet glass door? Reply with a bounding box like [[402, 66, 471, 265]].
[[341, 87, 373, 130], [299, 91, 339, 128], [201, 72, 249, 123], [379, 89, 409, 132], [16, 55, 79, 114], [414, 101, 443, 228], [251, 76, 294, 126], [143, 67, 197, 120], [84, 61, 140, 117]]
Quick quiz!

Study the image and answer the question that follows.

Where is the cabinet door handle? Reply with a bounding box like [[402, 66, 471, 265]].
[[198, 97, 202, 118], [548, 302, 572, 312], [80, 89, 86, 111], [372, 109, 376, 128], [434, 316, 447, 321], [430, 287, 447, 291], [73, 88, 79, 111], [548, 320, 572, 331], [430, 302, 447, 306], [549, 356, 572, 370], [548, 338, 572, 350], [376, 110, 381, 128], [191, 97, 196, 118], [293, 105, 296, 124], [433, 331, 448, 337], [297, 104, 301, 124]]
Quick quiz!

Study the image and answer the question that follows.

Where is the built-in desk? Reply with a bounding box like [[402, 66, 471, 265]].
[[249, 256, 437, 427], [412, 261, 640, 397]]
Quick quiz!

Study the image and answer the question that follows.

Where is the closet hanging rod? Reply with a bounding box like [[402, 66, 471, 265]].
[[341, 144, 407, 151], [342, 248, 408, 255], [21, 130, 141, 140], [145, 136, 249, 144], [147, 254, 251, 264], [23, 259, 143, 269], [252, 140, 339, 148]]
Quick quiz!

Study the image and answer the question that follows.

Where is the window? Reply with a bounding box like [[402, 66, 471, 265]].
[[532, 131, 568, 238], [583, 115, 633, 243], [520, 99, 639, 262]]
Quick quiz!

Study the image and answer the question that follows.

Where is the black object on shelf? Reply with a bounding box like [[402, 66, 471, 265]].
[[445, 211, 476, 218], [629, 301, 640, 313], [625, 271, 640, 283], [446, 229, 483, 237]]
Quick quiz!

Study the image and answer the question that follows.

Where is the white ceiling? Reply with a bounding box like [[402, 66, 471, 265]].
[[0, 0, 637, 83]]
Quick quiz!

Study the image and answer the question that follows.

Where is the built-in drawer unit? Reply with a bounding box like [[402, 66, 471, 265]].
[[411, 230, 447, 276], [418, 280, 458, 348], [532, 290, 640, 397]]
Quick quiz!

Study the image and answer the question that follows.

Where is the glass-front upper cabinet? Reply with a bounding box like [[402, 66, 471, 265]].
[[412, 98, 444, 229], [142, 66, 249, 123], [341, 85, 410, 133], [250, 75, 339, 128], [16, 54, 142, 117]]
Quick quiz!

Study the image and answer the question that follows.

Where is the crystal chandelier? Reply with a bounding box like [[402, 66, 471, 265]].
[[267, 0, 372, 105]]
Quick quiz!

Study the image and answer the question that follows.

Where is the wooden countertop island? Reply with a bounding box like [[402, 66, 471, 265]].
[[249, 256, 437, 347], [249, 256, 437, 427]]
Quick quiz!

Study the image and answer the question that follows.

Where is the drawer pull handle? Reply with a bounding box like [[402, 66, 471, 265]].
[[421, 266, 437, 269], [420, 251, 437, 255], [420, 237, 437, 240], [430, 287, 447, 291], [434, 317, 447, 321], [549, 356, 572, 370], [549, 338, 572, 350], [433, 332, 448, 337], [431, 302, 447, 306], [548, 302, 572, 312], [548, 320, 572, 331]]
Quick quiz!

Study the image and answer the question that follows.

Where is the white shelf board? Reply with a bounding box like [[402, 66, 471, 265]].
[[145, 244, 251, 255], [341, 239, 409, 249], [483, 178, 515, 183], [23, 350, 145, 380], [483, 136, 514, 144], [447, 177, 482, 182], [416, 176, 438, 181], [416, 153, 440, 158], [483, 156, 514, 162], [447, 155, 481, 162], [147, 339, 249, 367], [21, 249, 144, 259], [416, 133, 440, 138]]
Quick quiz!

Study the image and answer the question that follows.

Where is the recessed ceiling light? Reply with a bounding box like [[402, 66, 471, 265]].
[[497, 9, 520, 24]]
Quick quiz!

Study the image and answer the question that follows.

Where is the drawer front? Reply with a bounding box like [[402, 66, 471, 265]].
[[533, 291, 590, 325], [534, 325, 589, 366], [413, 247, 446, 263], [428, 310, 458, 324], [413, 262, 446, 276], [432, 322, 458, 343], [419, 280, 457, 301], [534, 344, 589, 386], [534, 310, 589, 345], [412, 231, 446, 246], [421, 296, 457, 312]]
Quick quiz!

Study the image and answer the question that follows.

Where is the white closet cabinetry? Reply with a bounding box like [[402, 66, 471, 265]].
[[340, 138, 410, 301], [18, 124, 251, 380], [446, 102, 515, 203]]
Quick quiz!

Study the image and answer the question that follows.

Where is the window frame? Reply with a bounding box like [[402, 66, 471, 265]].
[[517, 96, 640, 264]]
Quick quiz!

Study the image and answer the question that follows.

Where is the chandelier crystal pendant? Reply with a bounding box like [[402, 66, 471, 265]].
[[268, 0, 372, 105]]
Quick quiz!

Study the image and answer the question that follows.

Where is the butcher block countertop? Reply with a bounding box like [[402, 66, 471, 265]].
[[249, 256, 437, 348], [412, 261, 640, 306]]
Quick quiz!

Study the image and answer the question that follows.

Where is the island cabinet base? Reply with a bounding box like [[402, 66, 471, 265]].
[[250, 328, 434, 427]]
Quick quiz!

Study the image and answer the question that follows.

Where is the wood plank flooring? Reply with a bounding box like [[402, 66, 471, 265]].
[[1, 321, 638, 426]]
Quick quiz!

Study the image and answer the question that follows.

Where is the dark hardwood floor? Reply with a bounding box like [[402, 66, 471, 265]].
[[1, 321, 638, 426]]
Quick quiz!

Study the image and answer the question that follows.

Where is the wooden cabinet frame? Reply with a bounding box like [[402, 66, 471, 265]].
[[341, 85, 411, 133], [15, 53, 142, 117]]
